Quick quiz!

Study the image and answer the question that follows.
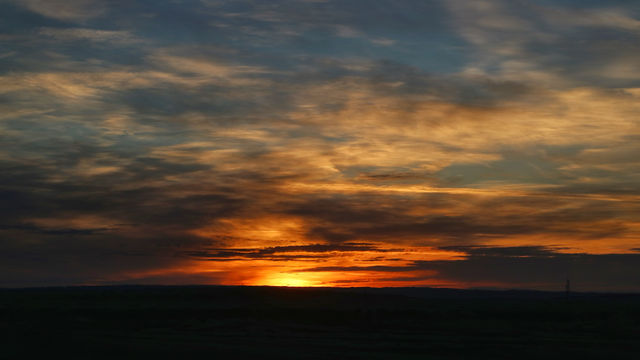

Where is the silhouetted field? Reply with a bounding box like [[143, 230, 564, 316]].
[[2, 286, 639, 359]]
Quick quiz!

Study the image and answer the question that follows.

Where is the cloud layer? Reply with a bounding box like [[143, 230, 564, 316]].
[[1, 0, 639, 291]]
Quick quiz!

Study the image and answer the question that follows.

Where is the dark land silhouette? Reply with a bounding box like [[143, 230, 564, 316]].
[[2, 286, 639, 359]]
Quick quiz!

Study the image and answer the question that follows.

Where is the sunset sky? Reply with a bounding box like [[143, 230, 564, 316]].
[[1, 0, 639, 291]]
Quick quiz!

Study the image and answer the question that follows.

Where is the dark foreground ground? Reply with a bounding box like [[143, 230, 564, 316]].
[[2, 286, 639, 359]]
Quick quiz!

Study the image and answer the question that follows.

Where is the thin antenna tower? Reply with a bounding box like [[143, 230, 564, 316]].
[[565, 260, 572, 300]]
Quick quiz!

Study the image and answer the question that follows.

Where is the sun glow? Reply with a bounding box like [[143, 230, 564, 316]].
[[259, 273, 318, 287]]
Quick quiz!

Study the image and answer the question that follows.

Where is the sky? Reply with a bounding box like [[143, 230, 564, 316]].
[[1, 0, 639, 291]]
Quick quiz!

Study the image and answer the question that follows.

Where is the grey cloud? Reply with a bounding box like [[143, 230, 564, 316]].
[[13, 0, 108, 21], [184, 242, 397, 261], [298, 246, 640, 291], [437, 245, 562, 257], [0, 223, 111, 236], [296, 265, 411, 273], [415, 253, 640, 292], [38, 27, 142, 44], [281, 192, 636, 244]]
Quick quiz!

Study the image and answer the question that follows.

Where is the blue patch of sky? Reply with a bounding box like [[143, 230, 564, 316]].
[[436, 150, 577, 187], [0, 2, 67, 33], [94, 0, 469, 74], [1, 0, 472, 76]]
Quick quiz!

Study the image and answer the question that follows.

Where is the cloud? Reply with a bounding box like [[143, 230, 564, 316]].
[[1, 0, 639, 290], [13, 0, 107, 21], [540, 6, 640, 33], [38, 28, 142, 44], [445, 0, 640, 87], [183, 242, 397, 261], [296, 246, 640, 291], [150, 53, 268, 79]]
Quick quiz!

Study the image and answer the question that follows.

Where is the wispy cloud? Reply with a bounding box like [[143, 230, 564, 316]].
[[13, 0, 107, 21], [38, 28, 142, 44]]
